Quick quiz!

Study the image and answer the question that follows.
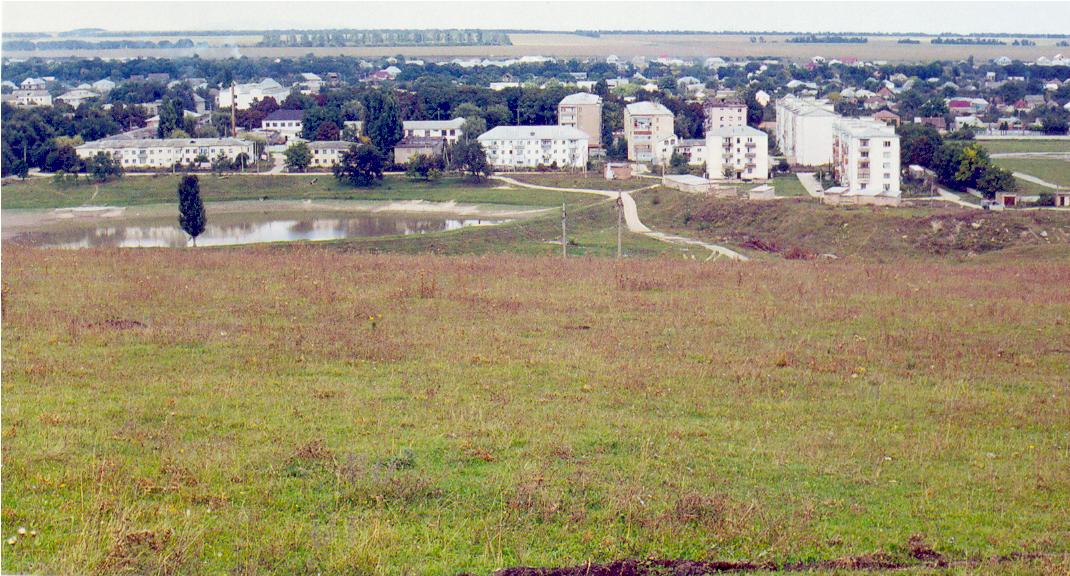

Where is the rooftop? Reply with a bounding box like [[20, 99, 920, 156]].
[[477, 125, 591, 141], [77, 138, 252, 150], [560, 92, 603, 105], [403, 118, 466, 130], [625, 101, 673, 116], [264, 109, 304, 122]]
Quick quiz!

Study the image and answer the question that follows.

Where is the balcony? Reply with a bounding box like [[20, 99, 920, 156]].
[[745, 152, 756, 159], [745, 141, 756, 149]]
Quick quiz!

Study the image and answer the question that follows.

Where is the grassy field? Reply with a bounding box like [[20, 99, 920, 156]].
[[2, 246, 1068, 575], [991, 158, 1070, 188], [0, 175, 597, 210], [508, 173, 653, 192], [768, 175, 809, 197], [977, 140, 1070, 155]]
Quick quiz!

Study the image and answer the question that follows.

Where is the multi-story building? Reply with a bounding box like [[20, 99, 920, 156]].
[[11, 89, 52, 107], [216, 78, 291, 110], [261, 109, 304, 142], [830, 118, 900, 197], [675, 139, 707, 165], [705, 126, 769, 181], [624, 101, 677, 165], [476, 126, 589, 168], [775, 95, 837, 166], [308, 141, 352, 168], [557, 92, 603, 148], [703, 98, 747, 131], [56, 89, 100, 109], [402, 119, 466, 144], [75, 138, 255, 168]]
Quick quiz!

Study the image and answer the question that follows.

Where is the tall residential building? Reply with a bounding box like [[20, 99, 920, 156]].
[[703, 98, 747, 131], [774, 95, 837, 166], [830, 118, 901, 197], [558, 92, 603, 147], [476, 126, 589, 168], [624, 101, 677, 165], [705, 126, 769, 181]]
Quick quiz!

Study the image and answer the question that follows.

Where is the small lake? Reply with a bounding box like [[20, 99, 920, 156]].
[[6, 212, 511, 249]]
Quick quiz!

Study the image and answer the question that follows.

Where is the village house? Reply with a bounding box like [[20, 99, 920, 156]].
[[558, 92, 603, 148], [11, 89, 52, 107], [56, 89, 100, 109], [476, 125, 589, 169]]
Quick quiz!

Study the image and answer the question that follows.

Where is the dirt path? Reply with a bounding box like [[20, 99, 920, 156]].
[[491, 176, 749, 261], [1012, 171, 1062, 189], [796, 173, 824, 198]]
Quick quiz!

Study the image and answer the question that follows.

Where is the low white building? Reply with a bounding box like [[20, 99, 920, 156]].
[[92, 79, 116, 93], [75, 138, 254, 168], [217, 78, 291, 110], [705, 126, 769, 181], [56, 89, 99, 109], [477, 125, 589, 169], [831, 118, 901, 197], [775, 95, 837, 166], [261, 109, 304, 142], [402, 118, 466, 144], [11, 89, 52, 107], [308, 141, 352, 168]]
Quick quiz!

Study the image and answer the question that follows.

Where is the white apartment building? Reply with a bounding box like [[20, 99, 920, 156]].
[[75, 138, 255, 168], [831, 118, 901, 197], [261, 109, 304, 142], [705, 126, 769, 181], [403, 118, 466, 144], [703, 99, 747, 131], [11, 89, 52, 107], [216, 78, 291, 110], [775, 95, 837, 166], [308, 141, 352, 168], [624, 101, 677, 165], [558, 92, 603, 147], [476, 126, 589, 168]]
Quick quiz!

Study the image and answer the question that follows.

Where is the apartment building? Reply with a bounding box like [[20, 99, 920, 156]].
[[676, 139, 707, 165], [830, 118, 901, 197], [216, 78, 291, 110], [308, 141, 352, 168], [557, 92, 603, 147], [261, 109, 304, 142], [624, 101, 677, 165], [705, 126, 769, 181], [775, 95, 837, 166], [75, 138, 255, 168], [476, 125, 589, 168], [403, 118, 466, 144], [703, 98, 747, 131], [11, 89, 52, 107]]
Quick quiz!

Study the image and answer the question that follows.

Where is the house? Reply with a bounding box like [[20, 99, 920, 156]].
[[558, 92, 603, 148], [308, 141, 352, 168], [947, 97, 988, 116], [298, 73, 323, 94], [146, 73, 171, 84], [830, 118, 901, 197], [675, 139, 707, 165], [216, 78, 291, 110], [604, 162, 632, 180], [705, 125, 769, 181], [55, 89, 99, 109], [703, 98, 747, 131], [402, 118, 465, 144], [261, 109, 304, 143], [872, 110, 901, 127], [954, 116, 987, 130], [663, 174, 713, 193], [192, 94, 206, 114], [75, 138, 254, 168], [916, 116, 947, 132], [20, 77, 46, 90], [476, 125, 590, 169], [92, 79, 116, 93], [393, 137, 445, 165], [11, 89, 52, 107], [775, 95, 837, 166], [624, 101, 676, 165]]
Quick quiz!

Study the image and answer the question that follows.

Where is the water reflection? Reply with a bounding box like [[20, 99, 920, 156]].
[[11, 214, 509, 249]]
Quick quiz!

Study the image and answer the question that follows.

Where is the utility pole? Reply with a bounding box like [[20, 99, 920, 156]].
[[561, 199, 567, 259], [230, 81, 237, 138], [616, 192, 623, 259]]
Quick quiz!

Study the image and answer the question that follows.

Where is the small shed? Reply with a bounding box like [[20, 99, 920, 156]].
[[604, 162, 632, 181], [663, 174, 713, 194]]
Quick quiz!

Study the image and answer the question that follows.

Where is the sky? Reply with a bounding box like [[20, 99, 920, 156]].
[[3, 1, 1070, 35]]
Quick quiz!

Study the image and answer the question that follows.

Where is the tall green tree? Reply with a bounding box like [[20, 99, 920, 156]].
[[363, 89, 403, 154], [450, 141, 493, 180], [284, 142, 312, 172], [88, 152, 122, 182], [333, 143, 384, 187], [176, 175, 207, 246], [156, 98, 179, 139]]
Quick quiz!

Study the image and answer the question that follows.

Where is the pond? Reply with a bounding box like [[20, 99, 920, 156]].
[[2, 201, 523, 249]]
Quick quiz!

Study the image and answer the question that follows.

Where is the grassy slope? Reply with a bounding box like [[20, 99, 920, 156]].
[[1, 175, 596, 210], [633, 188, 1070, 259], [977, 140, 1070, 154], [2, 248, 1068, 575], [768, 174, 808, 197], [991, 158, 1070, 187]]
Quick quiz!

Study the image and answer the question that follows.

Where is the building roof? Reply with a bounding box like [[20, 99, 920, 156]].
[[559, 92, 602, 105], [396, 137, 446, 149], [678, 139, 706, 147], [264, 109, 304, 122], [705, 125, 767, 139], [477, 125, 591, 141], [77, 138, 251, 151], [403, 118, 465, 131], [308, 141, 352, 150], [625, 101, 673, 116]]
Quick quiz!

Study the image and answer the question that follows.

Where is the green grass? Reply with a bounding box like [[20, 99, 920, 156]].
[[2, 247, 1068, 575], [508, 173, 655, 191], [977, 139, 1070, 155], [991, 158, 1070, 187], [0, 175, 597, 210], [765, 174, 809, 197]]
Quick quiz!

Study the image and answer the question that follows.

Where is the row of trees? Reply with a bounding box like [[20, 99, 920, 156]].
[[898, 123, 1016, 198], [284, 140, 492, 184]]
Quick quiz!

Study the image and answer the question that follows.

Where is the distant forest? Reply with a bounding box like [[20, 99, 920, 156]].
[[786, 35, 868, 44], [257, 29, 511, 48]]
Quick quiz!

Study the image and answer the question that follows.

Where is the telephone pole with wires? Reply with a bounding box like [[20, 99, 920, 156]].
[[616, 192, 624, 259], [560, 198, 567, 259]]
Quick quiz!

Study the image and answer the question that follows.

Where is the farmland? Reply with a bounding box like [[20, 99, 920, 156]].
[[2, 244, 1069, 575]]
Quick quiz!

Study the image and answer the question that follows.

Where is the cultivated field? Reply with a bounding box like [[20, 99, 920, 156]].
[[3, 246, 1069, 575], [3, 32, 1064, 62]]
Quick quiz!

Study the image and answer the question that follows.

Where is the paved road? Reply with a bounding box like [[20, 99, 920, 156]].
[[935, 187, 982, 209], [796, 173, 824, 198], [492, 175, 749, 261]]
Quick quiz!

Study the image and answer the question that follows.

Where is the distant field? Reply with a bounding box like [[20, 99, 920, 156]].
[[979, 140, 1070, 155], [992, 158, 1070, 187], [3, 32, 1065, 61]]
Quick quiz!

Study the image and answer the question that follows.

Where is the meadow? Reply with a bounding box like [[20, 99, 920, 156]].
[[2, 245, 1069, 575], [977, 140, 1070, 155], [991, 158, 1070, 188]]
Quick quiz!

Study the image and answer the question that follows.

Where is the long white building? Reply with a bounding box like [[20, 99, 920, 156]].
[[403, 118, 466, 144], [624, 101, 677, 165], [705, 126, 769, 181], [775, 95, 837, 166], [476, 126, 589, 168], [76, 138, 255, 168], [216, 78, 291, 110], [831, 118, 901, 197]]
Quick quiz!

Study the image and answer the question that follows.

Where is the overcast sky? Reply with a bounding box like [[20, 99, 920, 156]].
[[3, 1, 1069, 35]]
